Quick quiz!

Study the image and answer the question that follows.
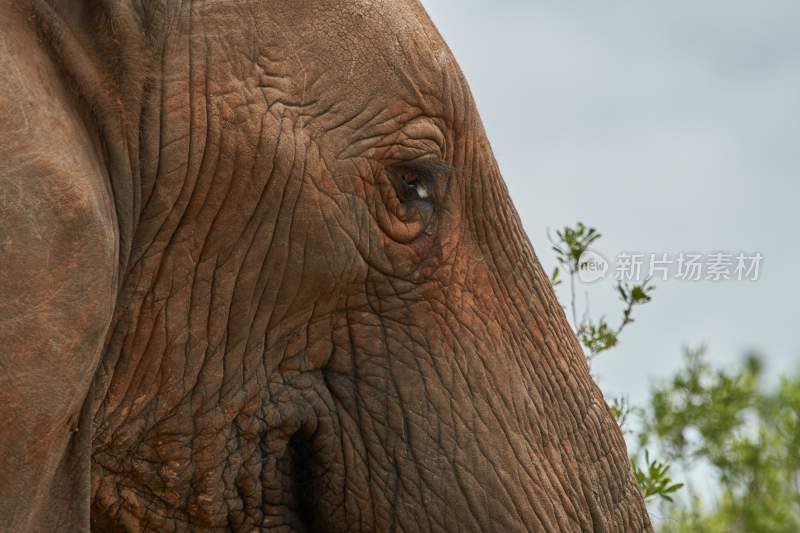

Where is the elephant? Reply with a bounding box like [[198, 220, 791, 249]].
[[0, 0, 652, 531]]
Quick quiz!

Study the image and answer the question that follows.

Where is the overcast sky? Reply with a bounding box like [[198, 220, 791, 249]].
[[421, 0, 799, 406]]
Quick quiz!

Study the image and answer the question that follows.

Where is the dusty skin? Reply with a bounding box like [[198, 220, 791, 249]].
[[0, 1, 651, 531]]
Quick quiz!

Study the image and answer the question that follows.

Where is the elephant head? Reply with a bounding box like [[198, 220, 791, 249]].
[[0, 0, 651, 531]]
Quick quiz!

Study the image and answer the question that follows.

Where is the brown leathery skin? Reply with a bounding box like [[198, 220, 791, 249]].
[[0, 0, 652, 531]]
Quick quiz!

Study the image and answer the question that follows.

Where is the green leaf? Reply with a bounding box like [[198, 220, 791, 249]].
[[550, 266, 562, 287]]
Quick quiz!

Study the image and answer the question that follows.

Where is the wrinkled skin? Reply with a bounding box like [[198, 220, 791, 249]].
[[0, 0, 651, 531]]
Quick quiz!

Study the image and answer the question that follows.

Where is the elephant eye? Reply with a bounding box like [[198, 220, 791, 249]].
[[376, 158, 454, 244], [389, 159, 453, 205], [394, 169, 433, 203]]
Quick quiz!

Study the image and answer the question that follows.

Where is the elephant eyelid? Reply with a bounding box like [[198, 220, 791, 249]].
[[391, 158, 455, 184], [403, 158, 455, 177]]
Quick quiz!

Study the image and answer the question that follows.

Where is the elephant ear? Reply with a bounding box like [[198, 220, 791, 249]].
[[0, 6, 118, 531]]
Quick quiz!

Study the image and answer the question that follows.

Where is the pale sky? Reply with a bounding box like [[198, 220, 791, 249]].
[[421, 0, 799, 407]]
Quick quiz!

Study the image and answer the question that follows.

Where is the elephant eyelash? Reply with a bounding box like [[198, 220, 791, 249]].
[[404, 158, 455, 179]]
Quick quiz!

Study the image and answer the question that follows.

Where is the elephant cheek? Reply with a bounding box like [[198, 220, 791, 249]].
[[275, 196, 365, 310]]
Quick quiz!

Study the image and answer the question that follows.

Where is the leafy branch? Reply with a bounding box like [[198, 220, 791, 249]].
[[632, 450, 685, 502], [548, 222, 655, 360], [548, 222, 601, 326]]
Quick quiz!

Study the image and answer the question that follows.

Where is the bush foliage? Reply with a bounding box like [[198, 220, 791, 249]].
[[549, 223, 800, 531]]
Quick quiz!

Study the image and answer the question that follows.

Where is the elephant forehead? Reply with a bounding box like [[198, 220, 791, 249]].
[[320, 0, 452, 73], [201, 0, 462, 123], [274, 0, 451, 72]]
